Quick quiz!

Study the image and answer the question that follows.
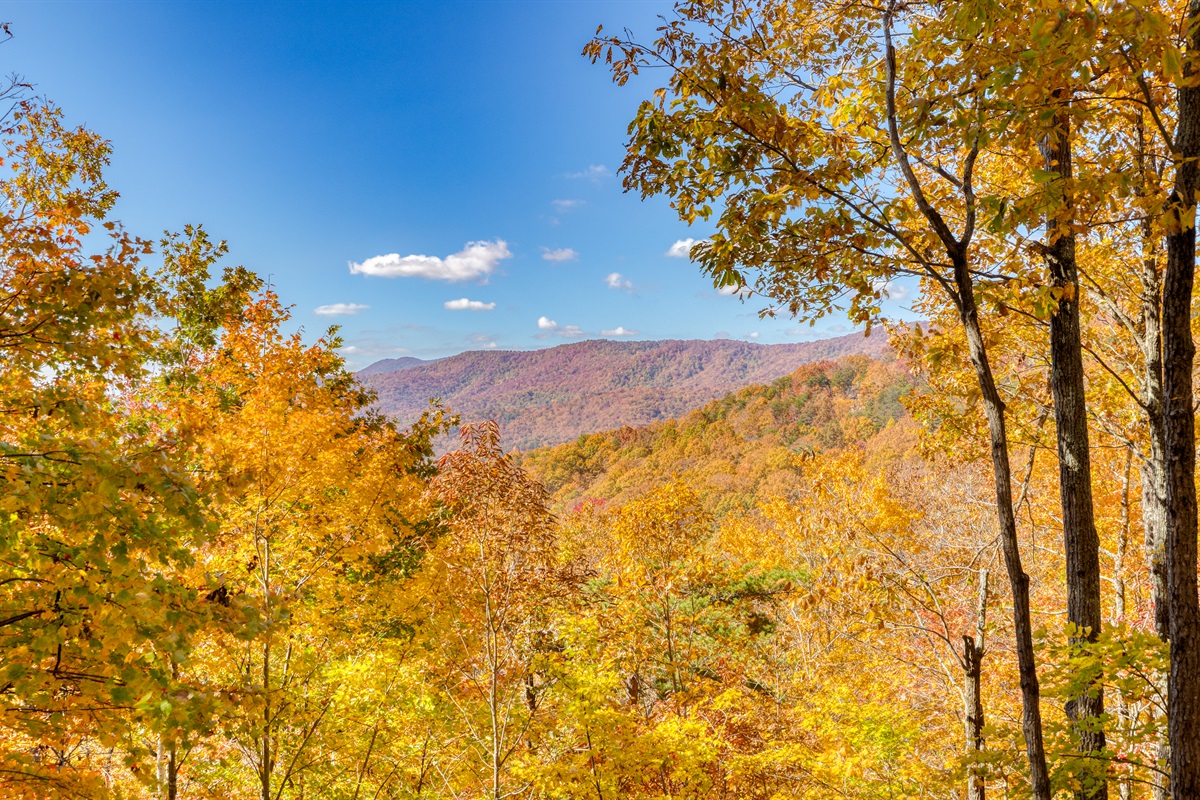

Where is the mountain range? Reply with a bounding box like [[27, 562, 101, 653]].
[[358, 332, 892, 451]]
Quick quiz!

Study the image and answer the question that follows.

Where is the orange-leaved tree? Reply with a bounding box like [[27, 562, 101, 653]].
[[414, 421, 559, 800]]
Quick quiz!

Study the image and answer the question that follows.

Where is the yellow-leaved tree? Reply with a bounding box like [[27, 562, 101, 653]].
[[144, 292, 444, 800]]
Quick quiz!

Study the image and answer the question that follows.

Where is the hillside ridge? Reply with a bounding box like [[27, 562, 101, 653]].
[[356, 356, 429, 376], [359, 332, 894, 450]]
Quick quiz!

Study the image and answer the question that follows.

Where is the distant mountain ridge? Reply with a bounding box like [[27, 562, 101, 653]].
[[356, 356, 427, 376], [358, 333, 891, 450]]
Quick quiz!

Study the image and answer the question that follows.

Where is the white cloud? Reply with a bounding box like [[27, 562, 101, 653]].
[[747, 331, 760, 339], [444, 298, 496, 311], [537, 316, 583, 338], [542, 247, 579, 263], [666, 238, 706, 258], [874, 279, 909, 300], [551, 199, 584, 211], [314, 302, 369, 316], [602, 326, 638, 337], [566, 164, 609, 180], [483, 341, 498, 349], [349, 239, 511, 281], [605, 272, 633, 291]]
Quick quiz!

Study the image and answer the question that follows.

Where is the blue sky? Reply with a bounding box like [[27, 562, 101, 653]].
[[7, 1, 914, 368]]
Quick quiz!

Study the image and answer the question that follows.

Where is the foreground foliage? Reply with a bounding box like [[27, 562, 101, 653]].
[[5, 0, 1200, 796]]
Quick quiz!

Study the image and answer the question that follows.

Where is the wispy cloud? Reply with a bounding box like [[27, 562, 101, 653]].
[[785, 323, 855, 339], [666, 237, 707, 258], [349, 239, 511, 281], [872, 278, 909, 300], [337, 340, 412, 360], [551, 199, 584, 212], [536, 316, 583, 338], [314, 302, 369, 316], [601, 326, 638, 337], [468, 332, 499, 349], [605, 272, 633, 291], [565, 164, 609, 181], [542, 247, 579, 263], [747, 331, 760, 340], [444, 298, 496, 311]]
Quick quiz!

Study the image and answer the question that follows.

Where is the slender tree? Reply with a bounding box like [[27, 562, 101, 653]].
[[587, 2, 1056, 792], [1161, 0, 1200, 793]]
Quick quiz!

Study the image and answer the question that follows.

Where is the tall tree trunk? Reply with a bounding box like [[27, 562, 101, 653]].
[[1136, 110, 1172, 800], [260, 532, 274, 800], [1042, 95, 1107, 800], [883, 15, 1048, 795], [485, 582, 502, 800], [155, 734, 179, 800], [954, 257, 1052, 800], [965, 569, 988, 800], [1164, 2, 1200, 795]]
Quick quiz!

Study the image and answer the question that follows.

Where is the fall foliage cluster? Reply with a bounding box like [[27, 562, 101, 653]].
[[9, 0, 1200, 798]]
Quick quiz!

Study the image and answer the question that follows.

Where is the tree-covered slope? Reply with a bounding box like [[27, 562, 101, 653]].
[[521, 354, 920, 516]]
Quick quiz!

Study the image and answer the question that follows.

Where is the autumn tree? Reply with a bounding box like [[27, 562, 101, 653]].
[[586, 3, 1067, 792], [0, 99, 227, 798], [416, 421, 558, 800], [164, 292, 441, 800], [523, 481, 803, 799], [1147, 0, 1200, 793]]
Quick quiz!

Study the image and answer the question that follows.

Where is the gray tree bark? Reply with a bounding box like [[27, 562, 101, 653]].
[[1133, 109, 1173, 800], [954, 258, 1052, 800], [965, 570, 988, 800]]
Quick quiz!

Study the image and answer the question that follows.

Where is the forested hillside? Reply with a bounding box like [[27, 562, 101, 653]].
[[359, 334, 890, 449], [523, 355, 919, 516]]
